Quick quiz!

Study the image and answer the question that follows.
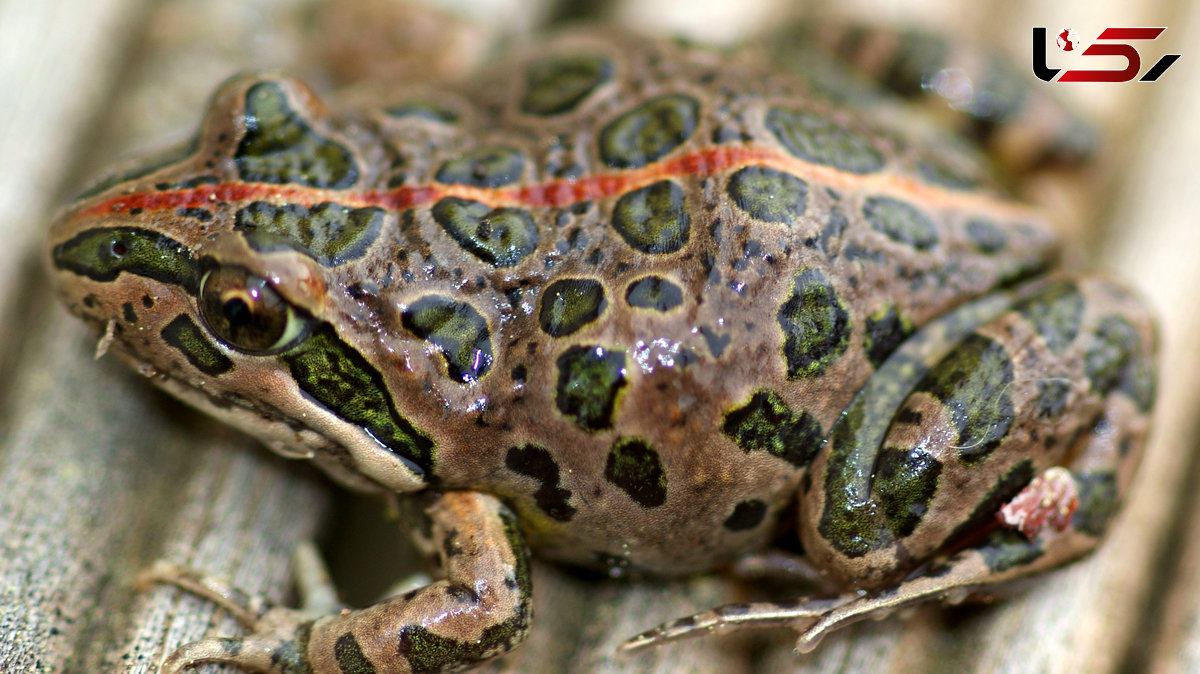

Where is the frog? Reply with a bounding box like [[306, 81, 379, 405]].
[[45, 25, 1157, 674]]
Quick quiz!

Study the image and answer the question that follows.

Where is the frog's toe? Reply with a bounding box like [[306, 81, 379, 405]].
[[618, 595, 854, 656], [137, 560, 281, 628], [159, 609, 311, 674]]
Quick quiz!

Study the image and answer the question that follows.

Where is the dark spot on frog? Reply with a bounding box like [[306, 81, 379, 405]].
[[1014, 280, 1084, 353], [443, 528, 464, 558], [777, 268, 852, 379], [917, 333, 1015, 465], [698, 326, 731, 358], [82, 295, 98, 309], [505, 444, 576, 522], [722, 390, 823, 468], [121, 302, 137, 324], [723, 500, 767, 531], [235, 81, 359, 189], [874, 447, 942, 537], [510, 365, 527, 385], [333, 633, 372, 674], [555, 345, 626, 430], [402, 296, 494, 383], [864, 305, 914, 368], [1035, 379, 1072, 418], [978, 528, 1044, 573], [539, 278, 607, 338], [177, 207, 214, 222], [141, 294, 154, 308], [605, 438, 667, 508]]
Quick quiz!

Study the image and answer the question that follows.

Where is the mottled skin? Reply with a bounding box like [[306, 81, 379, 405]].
[[47, 29, 1156, 673]]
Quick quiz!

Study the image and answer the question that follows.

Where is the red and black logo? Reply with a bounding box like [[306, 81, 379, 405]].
[[1033, 27, 1180, 83]]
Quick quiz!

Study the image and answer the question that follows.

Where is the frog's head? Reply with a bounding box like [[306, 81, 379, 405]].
[[46, 73, 435, 493]]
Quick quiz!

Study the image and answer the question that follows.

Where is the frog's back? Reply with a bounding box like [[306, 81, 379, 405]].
[[48, 31, 1058, 575], [349, 32, 1059, 572]]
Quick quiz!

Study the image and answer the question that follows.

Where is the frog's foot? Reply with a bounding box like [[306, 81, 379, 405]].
[[619, 525, 1054, 658], [141, 491, 532, 674], [617, 595, 855, 656], [623, 461, 1127, 658]]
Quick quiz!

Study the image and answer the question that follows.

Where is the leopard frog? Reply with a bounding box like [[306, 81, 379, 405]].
[[46, 28, 1157, 673]]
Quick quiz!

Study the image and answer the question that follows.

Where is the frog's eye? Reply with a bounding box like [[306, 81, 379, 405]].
[[198, 267, 309, 354]]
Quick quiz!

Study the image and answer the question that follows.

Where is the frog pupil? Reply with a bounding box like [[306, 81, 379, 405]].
[[222, 296, 252, 327], [110, 240, 127, 257]]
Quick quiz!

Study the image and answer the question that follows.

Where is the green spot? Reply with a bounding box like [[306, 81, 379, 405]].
[[1085, 316, 1143, 398], [436, 146, 525, 188], [235, 81, 358, 189], [1072, 471, 1118, 537], [777, 268, 851, 379], [916, 157, 979, 191], [1035, 379, 1072, 418], [334, 633, 376, 674], [605, 438, 667, 507], [965, 218, 1008, 254], [625, 276, 683, 312], [235, 201, 383, 266], [819, 400, 942, 557], [874, 447, 942, 537], [1014, 280, 1084, 352], [385, 100, 459, 124], [555, 345, 626, 430], [611, 181, 690, 254], [916, 334, 1014, 465], [727, 165, 808, 223], [818, 401, 889, 557], [161, 314, 233, 376], [977, 528, 1044, 573], [864, 305, 915, 368], [1122, 348, 1157, 413], [282, 325, 434, 477], [722, 390, 823, 468], [863, 196, 939, 251], [51, 227, 197, 292], [431, 197, 539, 267], [401, 296, 494, 383], [538, 278, 607, 337], [764, 107, 884, 174], [521, 53, 613, 115], [599, 94, 700, 169]]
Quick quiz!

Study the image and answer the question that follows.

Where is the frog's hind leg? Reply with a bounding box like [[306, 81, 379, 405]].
[[622, 276, 1157, 657], [142, 491, 532, 674], [622, 379, 1150, 657]]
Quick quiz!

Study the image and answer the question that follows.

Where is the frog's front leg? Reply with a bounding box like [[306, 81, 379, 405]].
[[147, 491, 531, 674]]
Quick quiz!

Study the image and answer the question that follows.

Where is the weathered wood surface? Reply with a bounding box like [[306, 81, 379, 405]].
[[2, 1, 1198, 673]]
